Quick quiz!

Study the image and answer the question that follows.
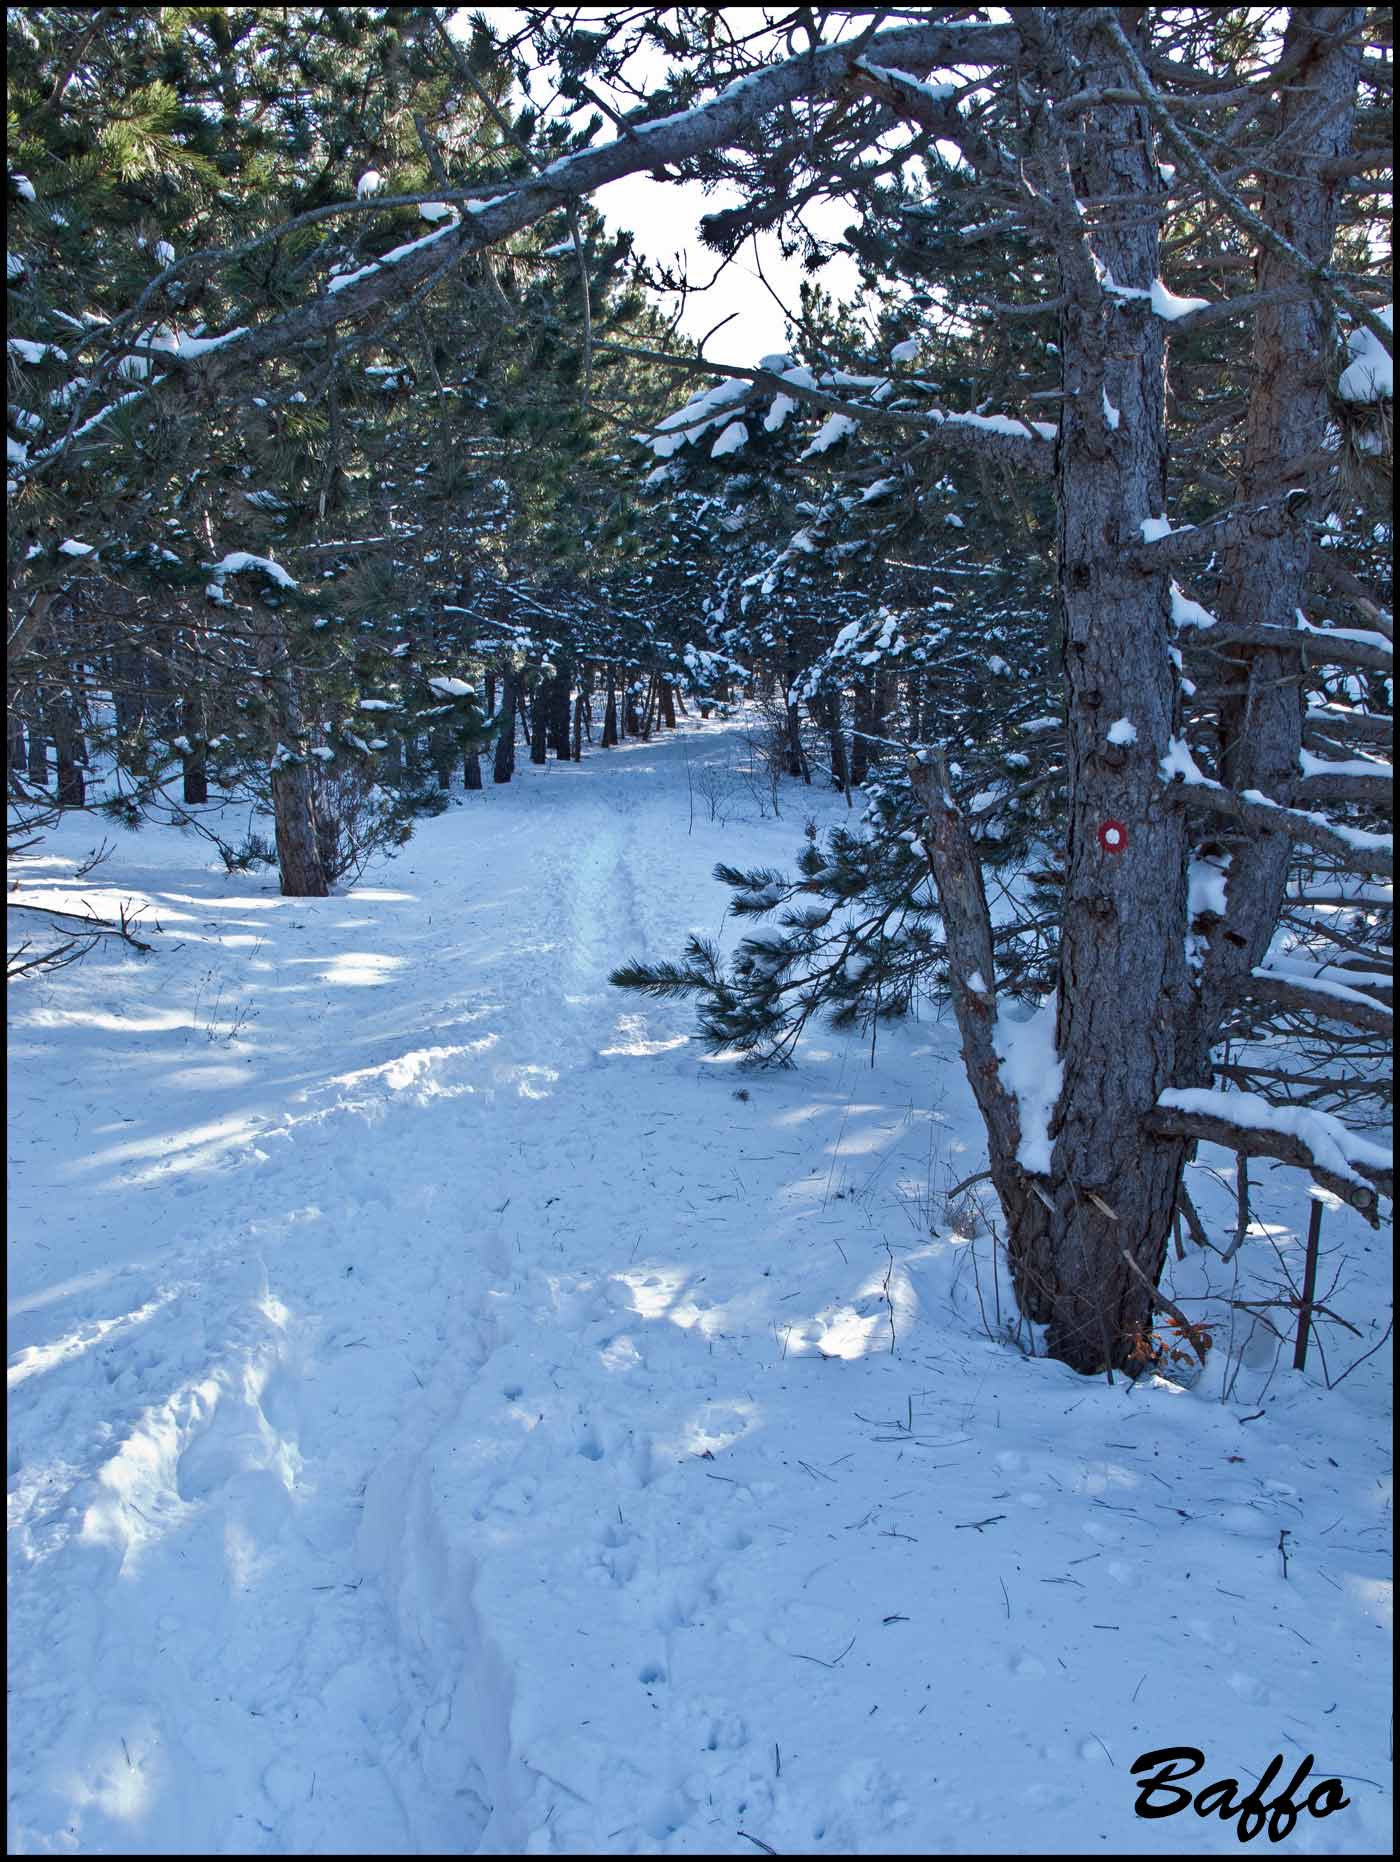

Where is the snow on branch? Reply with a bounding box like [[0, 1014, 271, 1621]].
[[1163, 755, 1394, 878], [15, 16, 1022, 471], [1147, 1088, 1392, 1222], [1127, 490, 1311, 570], [1236, 965, 1393, 1036]]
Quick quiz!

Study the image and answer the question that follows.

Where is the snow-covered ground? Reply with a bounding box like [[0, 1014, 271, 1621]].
[[8, 717, 1392, 1854]]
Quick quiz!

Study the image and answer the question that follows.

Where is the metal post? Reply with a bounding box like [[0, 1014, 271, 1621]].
[[1293, 1196, 1325, 1372]]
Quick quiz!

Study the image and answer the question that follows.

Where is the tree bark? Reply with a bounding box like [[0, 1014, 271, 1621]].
[[493, 668, 518, 783], [181, 696, 208, 804], [550, 667, 573, 759], [530, 677, 551, 764], [601, 673, 618, 748], [1188, 9, 1365, 1066], [46, 684, 86, 808], [253, 616, 327, 897]]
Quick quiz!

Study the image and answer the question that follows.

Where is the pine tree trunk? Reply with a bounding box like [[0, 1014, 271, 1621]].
[[111, 646, 145, 743], [530, 678, 551, 764], [811, 693, 849, 796], [850, 678, 875, 787], [181, 697, 208, 804], [273, 758, 329, 896], [493, 670, 518, 783], [47, 688, 86, 807], [624, 683, 643, 738], [1018, 13, 1192, 1371], [464, 747, 482, 790], [253, 616, 328, 898], [659, 681, 677, 729], [916, 13, 1192, 1373], [602, 675, 618, 747], [7, 710, 26, 783], [1188, 9, 1363, 1073], [550, 669, 573, 759], [784, 700, 809, 782], [571, 691, 584, 759], [24, 689, 49, 787]]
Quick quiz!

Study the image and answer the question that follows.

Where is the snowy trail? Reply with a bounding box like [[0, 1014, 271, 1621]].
[[9, 720, 1393, 1855]]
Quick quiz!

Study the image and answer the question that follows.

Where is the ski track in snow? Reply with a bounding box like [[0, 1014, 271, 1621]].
[[8, 718, 1393, 1855]]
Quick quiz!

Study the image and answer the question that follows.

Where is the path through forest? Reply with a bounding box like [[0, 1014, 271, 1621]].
[[8, 719, 1392, 1854]]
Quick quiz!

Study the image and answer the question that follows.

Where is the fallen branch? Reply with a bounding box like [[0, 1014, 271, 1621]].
[[8, 897, 154, 954]]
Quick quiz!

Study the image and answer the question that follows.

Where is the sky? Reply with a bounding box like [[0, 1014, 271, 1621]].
[[457, 6, 870, 363]]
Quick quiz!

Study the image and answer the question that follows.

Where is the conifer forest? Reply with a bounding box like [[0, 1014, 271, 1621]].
[[7, 7, 1393, 1854]]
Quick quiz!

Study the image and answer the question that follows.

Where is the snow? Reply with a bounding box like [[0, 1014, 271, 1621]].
[[1256, 960, 1392, 1015], [6, 715, 1392, 1857], [1159, 736, 1211, 784], [327, 222, 458, 295], [418, 201, 454, 224], [1149, 277, 1210, 320], [358, 698, 395, 711], [1338, 304, 1392, 402], [206, 551, 297, 589], [860, 475, 897, 504], [890, 338, 920, 364], [1101, 389, 1120, 431], [1098, 267, 1210, 320], [800, 413, 858, 458], [762, 392, 797, 433], [1106, 717, 1137, 746], [1296, 609, 1392, 657], [1158, 1088, 1390, 1189], [648, 376, 752, 455], [1169, 582, 1217, 630], [356, 170, 385, 199], [855, 61, 957, 105], [8, 337, 67, 365], [154, 238, 176, 267], [710, 419, 748, 458], [57, 537, 97, 556], [426, 676, 475, 698], [938, 407, 1057, 443], [13, 172, 37, 201], [173, 326, 250, 359], [1188, 852, 1230, 919], [1299, 746, 1393, 780], [991, 995, 1062, 1175], [1139, 514, 1173, 542]]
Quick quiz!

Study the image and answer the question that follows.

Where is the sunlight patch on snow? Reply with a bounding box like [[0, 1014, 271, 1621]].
[[612, 1267, 690, 1322], [31, 1004, 189, 1035], [7, 1289, 178, 1389], [810, 1307, 884, 1359], [599, 1335, 644, 1373], [64, 1733, 156, 1823], [327, 1041, 494, 1096], [494, 1061, 559, 1100], [79, 1405, 186, 1566], [1345, 1574, 1392, 1628], [675, 1400, 757, 1458], [1075, 1462, 1140, 1497], [600, 1013, 688, 1057], [320, 950, 404, 988], [66, 1112, 267, 1185]]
